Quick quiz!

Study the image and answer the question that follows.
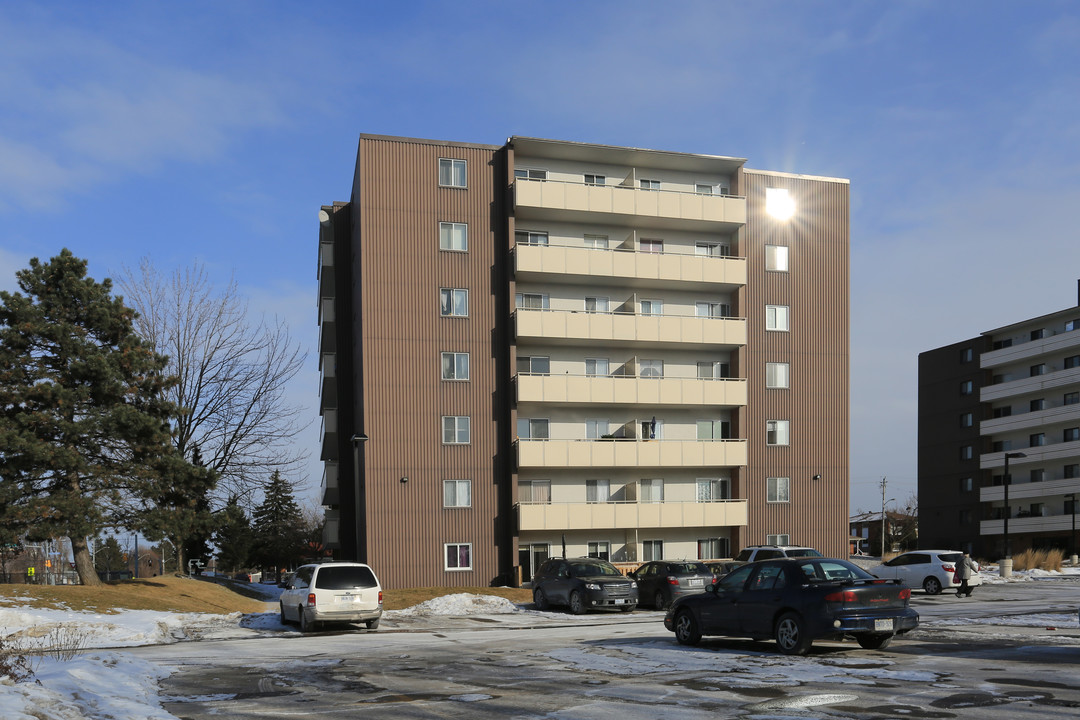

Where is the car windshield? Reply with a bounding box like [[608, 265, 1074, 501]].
[[785, 549, 822, 558], [571, 562, 621, 577], [670, 562, 709, 574], [315, 566, 378, 589]]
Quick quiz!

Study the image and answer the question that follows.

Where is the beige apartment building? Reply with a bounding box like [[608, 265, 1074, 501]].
[[318, 135, 850, 588]]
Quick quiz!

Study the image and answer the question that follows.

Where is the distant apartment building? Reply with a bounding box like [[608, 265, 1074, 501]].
[[919, 289, 1080, 559], [318, 135, 850, 588]]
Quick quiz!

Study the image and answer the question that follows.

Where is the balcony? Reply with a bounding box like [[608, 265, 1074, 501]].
[[516, 373, 746, 408], [980, 513, 1079, 536], [515, 178, 746, 232], [979, 366, 1080, 403], [320, 353, 337, 411], [320, 408, 338, 462], [323, 508, 340, 550], [516, 438, 747, 469], [981, 441, 1080, 471], [514, 243, 746, 292], [514, 308, 746, 350], [318, 239, 335, 299], [980, 476, 1080, 503], [321, 462, 340, 506], [518, 499, 748, 532], [981, 402, 1080, 435], [980, 328, 1080, 369], [319, 297, 336, 354]]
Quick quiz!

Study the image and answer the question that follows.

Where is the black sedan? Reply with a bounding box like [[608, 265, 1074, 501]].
[[663, 557, 919, 655]]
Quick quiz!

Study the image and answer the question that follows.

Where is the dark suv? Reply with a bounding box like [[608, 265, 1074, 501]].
[[532, 557, 638, 614]]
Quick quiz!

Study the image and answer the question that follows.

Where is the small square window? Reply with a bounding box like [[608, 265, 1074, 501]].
[[1065, 464, 1079, 479], [960, 412, 973, 427], [516, 355, 550, 375], [695, 183, 715, 195], [960, 347, 974, 363], [1065, 392, 1079, 406], [640, 299, 663, 316], [766, 305, 789, 332], [1031, 398, 1046, 411], [766, 420, 789, 446], [440, 352, 469, 381], [960, 380, 973, 395], [960, 445, 973, 460], [766, 362, 789, 389], [1065, 355, 1080, 369], [1065, 427, 1080, 442], [640, 238, 663, 254], [585, 358, 610, 376], [959, 477, 974, 492], [443, 479, 471, 508], [584, 234, 609, 249], [765, 245, 789, 272], [442, 416, 470, 444], [439, 288, 468, 317], [695, 241, 729, 257], [1030, 364, 1046, 377], [767, 533, 791, 546], [445, 543, 472, 571], [439, 222, 468, 252], [438, 158, 467, 188], [765, 187, 795, 220], [1030, 433, 1045, 447], [767, 477, 790, 503], [515, 230, 549, 246], [1030, 328, 1046, 341]]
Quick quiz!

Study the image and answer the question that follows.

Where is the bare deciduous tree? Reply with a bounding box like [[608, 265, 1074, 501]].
[[117, 259, 309, 507]]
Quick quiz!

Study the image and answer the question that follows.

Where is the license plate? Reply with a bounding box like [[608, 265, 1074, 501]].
[[874, 619, 894, 632], [339, 595, 359, 603], [689, 579, 703, 587], [614, 599, 626, 605]]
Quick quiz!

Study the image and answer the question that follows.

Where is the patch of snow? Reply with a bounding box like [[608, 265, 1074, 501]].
[[385, 592, 525, 617]]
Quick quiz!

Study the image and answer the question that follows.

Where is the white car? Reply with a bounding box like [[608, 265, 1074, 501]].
[[279, 562, 383, 632], [868, 550, 981, 595]]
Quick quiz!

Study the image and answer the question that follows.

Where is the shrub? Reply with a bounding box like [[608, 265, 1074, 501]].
[[0, 636, 36, 684], [1012, 548, 1064, 571]]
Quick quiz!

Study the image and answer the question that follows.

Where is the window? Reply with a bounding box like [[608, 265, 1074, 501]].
[[443, 479, 471, 508], [697, 478, 729, 501], [584, 173, 605, 186], [640, 238, 663, 254], [1030, 469, 1046, 482], [960, 445, 973, 460], [765, 187, 795, 220], [993, 406, 1013, 418], [1066, 355, 1080, 369], [444, 543, 472, 571], [438, 158, 466, 188], [640, 299, 663, 315], [440, 288, 468, 317], [697, 361, 730, 379], [587, 541, 610, 560], [766, 305, 789, 331], [585, 420, 608, 439], [586, 479, 610, 503], [585, 357, 610, 376], [992, 441, 1006, 453], [695, 241, 729, 257], [960, 380, 973, 395], [960, 412, 973, 427], [1066, 392, 1080, 406], [698, 538, 729, 560], [1065, 464, 1079, 479], [639, 359, 663, 378], [516, 355, 550, 375], [767, 533, 791, 546], [696, 302, 730, 318], [515, 292, 549, 309], [584, 234, 609, 249], [442, 416, 470, 444], [1030, 433, 1046, 447], [585, 296, 609, 313], [640, 179, 660, 190], [517, 418, 549, 440], [1031, 328, 1046, 340], [766, 362, 790, 389], [766, 420, 790, 446], [519, 480, 551, 504], [439, 222, 467, 251], [765, 245, 789, 272], [441, 352, 469, 381], [993, 338, 1013, 350], [1030, 364, 1047, 377], [960, 347, 974, 363], [767, 477, 791, 503], [1066, 428, 1080, 442], [959, 509, 973, 525], [1068, 319, 1080, 332], [640, 479, 664, 503], [959, 477, 974, 492], [515, 230, 549, 246], [1031, 398, 1046, 412], [695, 183, 715, 195], [515, 168, 547, 180], [697, 420, 730, 440]]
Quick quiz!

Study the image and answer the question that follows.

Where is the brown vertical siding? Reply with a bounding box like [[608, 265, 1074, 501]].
[[742, 171, 850, 558], [353, 136, 506, 588]]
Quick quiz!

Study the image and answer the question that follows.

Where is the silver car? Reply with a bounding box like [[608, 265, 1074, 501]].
[[279, 562, 383, 632]]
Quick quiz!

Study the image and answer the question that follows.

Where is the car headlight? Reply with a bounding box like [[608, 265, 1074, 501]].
[[585, 582, 601, 590], [629, 580, 637, 588]]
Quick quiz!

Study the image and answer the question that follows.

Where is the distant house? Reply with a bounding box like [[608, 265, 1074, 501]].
[[850, 511, 916, 556]]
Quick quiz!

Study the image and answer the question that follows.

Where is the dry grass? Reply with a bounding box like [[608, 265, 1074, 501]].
[[1011, 548, 1064, 571], [0, 575, 533, 614]]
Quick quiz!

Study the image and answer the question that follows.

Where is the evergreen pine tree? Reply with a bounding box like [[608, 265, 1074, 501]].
[[214, 495, 254, 573], [0, 250, 184, 585], [251, 471, 305, 578]]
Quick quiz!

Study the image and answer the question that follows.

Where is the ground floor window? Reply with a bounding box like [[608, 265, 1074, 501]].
[[698, 537, 730, 559], [642, 539, 664, 561], [588, 541, 610, 560], [445, 543, 472, 571]]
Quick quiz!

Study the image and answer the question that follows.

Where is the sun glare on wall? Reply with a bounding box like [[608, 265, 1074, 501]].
[[766, 187, 795, 221]]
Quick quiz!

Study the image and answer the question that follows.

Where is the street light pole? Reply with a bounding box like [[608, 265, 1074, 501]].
[[1002, 451, 1025, 575], [1066, 493, 1077, 564]]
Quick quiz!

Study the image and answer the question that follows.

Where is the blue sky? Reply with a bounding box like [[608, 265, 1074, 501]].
[[3, 1, 1080, 514]]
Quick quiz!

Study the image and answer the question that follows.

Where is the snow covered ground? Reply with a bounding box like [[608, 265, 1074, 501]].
[[2, 566, 1078, 720]]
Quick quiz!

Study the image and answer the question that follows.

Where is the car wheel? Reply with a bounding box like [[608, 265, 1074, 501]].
[[299, 608, 316, 633], [653, 591, 668, 611], [279, 602, 289, 625], [775, 612, 812, 655], [856, 633, 893, 650], [533, 587, 549, 611], [923, 576, 942, 595], [365, 618, 380, 630], [569, 590, 587, 615], [673, 609, 701, 646]]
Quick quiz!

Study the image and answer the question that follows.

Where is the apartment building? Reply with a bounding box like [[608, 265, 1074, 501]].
[[919, 290, 1080, 560], [318, 134, 850, 588]]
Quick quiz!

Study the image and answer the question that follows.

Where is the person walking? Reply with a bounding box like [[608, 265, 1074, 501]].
[[955, 552, 978, 597]]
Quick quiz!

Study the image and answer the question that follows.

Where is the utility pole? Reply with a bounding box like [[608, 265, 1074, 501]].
[[880, 477, 895, 558]]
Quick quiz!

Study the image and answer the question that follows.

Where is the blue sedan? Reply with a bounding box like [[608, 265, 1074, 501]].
[[663, 557, 919, 655]]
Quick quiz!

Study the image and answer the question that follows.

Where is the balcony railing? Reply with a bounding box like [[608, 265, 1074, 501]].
[[516, 438, 747, 469], [980, 513, 1079, 536], [515, 373, 746, 407], [517, 499, 749, 531], [514, 308, 746, 349]]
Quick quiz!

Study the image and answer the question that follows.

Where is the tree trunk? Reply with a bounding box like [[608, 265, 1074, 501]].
[[174, 537, 187, 575], [70, 535, 102, 586]]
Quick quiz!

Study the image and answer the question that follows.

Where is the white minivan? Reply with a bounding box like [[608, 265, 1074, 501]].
[[279, 562, 383, 632]]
